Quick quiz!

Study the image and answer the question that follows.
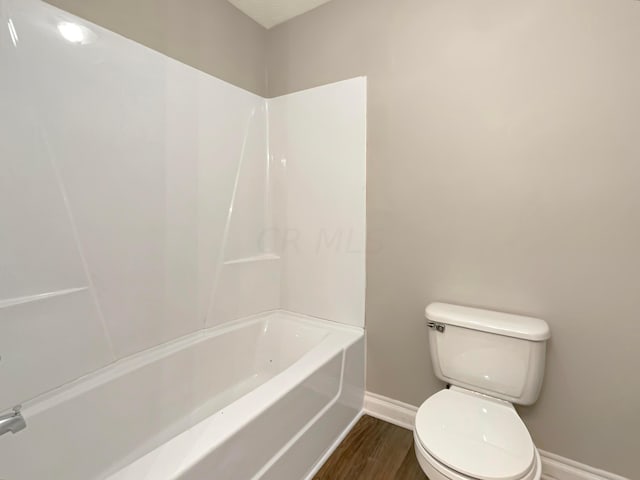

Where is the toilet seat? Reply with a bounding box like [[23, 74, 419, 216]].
[[415, 388, 536, 480], [414, 429, 541, 480]]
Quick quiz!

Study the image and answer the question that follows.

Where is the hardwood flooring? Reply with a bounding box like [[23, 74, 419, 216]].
[[314, 415, 428, 480]]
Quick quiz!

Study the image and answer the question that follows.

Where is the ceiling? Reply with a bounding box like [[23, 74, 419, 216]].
[[227, 0, 334, 29]]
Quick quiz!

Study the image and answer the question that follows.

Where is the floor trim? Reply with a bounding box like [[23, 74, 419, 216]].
[[362, 391, 629, 480], [363, 391, 417, 431], [539, 450, 629, 480]]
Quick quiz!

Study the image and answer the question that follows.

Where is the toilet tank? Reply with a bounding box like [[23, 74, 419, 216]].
[[426, 303, 550, 405]]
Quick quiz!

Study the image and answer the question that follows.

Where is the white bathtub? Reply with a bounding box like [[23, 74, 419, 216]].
[[0, 311, 364, 479]]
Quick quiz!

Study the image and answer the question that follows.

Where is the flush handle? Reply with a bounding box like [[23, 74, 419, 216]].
[[427, 321, 446, 333]]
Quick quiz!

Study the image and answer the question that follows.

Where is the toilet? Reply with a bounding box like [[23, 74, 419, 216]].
[[414, 303, 551, 480]]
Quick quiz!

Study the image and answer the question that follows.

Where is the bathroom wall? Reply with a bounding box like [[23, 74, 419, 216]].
[[0, 0, 273, 412], [1, 0, 367, 415], [269, 78, 367, 328], [209, 77, 368, 328], [267, 0, 640, 477], [44, 0, 268, 95]]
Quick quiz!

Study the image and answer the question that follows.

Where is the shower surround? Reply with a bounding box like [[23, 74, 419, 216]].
[[0, 0, 366, 478]]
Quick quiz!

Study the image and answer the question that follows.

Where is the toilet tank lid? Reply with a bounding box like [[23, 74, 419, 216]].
[[425, 303, 550, 341]]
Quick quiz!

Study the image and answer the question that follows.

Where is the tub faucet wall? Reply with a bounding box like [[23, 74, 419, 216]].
[[0, 0, 367, 418], [0, 0, 270, 412]]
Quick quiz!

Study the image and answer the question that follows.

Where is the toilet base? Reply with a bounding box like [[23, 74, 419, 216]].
[[413, 430, 542, 480]]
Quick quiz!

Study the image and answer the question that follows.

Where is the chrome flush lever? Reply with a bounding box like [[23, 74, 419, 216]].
[[0, 405, 26, 436], [427, 321, 446, 333]]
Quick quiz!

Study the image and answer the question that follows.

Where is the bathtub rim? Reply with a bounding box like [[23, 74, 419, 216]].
[[15, 309, 362, 419], [103, 311, 364, 479]]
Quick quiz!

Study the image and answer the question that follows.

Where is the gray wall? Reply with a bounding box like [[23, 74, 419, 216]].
[[45, 0, 268, 95], [268, 0, 640, 477]]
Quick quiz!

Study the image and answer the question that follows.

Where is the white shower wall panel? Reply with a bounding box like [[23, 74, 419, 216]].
[[0, 0, 275, 409], [223, 112, 272, 262], [268, 78, 367, 328], [208, 257, 282, 328], [0, 290, 112, 413], [0, 0, 116, 413], [0, 53, 87, 301], [32, 64, 262, 357]]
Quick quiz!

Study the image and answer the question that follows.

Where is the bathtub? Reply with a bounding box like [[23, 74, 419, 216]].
[[0, 311, 364, 480]]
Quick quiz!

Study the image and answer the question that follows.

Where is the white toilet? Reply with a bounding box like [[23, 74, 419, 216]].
[[414, 303, 551, 480]]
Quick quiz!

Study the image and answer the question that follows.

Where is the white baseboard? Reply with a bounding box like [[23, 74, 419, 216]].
[[539, 450, 629, 480], [362, 391, 628, 480], [363, 391, 417, 431]]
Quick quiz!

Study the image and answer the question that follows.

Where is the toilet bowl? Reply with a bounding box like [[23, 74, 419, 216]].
[[414, 303, 550, 480], [414, 387, 541, 480]]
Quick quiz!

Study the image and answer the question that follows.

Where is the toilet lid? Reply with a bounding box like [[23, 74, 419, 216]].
[[415, 389, 535, 480]]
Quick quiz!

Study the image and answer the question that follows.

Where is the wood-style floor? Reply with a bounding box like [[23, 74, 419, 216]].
[[314, 415, 428, 480]]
